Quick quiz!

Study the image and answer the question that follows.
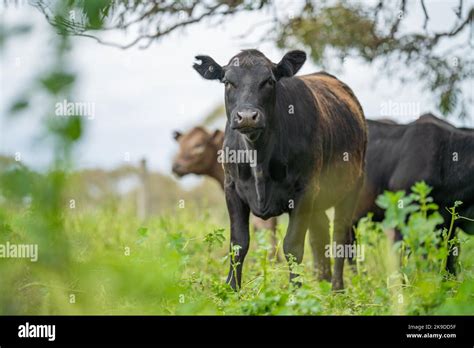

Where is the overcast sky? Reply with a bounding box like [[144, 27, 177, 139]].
[[0, 1, 472, 187]]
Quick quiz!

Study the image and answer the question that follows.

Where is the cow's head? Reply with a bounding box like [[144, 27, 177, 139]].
[[193, 50, 306, 141], [172, 127, 223, 177]]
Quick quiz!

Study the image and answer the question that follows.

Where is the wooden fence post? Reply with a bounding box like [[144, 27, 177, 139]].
[[137, 157, 151, 220]]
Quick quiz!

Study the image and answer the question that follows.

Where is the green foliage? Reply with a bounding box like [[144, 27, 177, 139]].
[[79, 0, 112, 29], [277, 3, 378, 65], [274, 1, 473, 119], [0, 181, 472, 315], [39, 71, 76, 95], [204, 228, 226, 253], [357, 181, 471, 315], [8, 99, 29, 114], [47, 116, 83, 143], [137, 227, 148, 237], [376, 181, 446, 276], [0, 0, 83, 309], [376, 190, 418, 229]]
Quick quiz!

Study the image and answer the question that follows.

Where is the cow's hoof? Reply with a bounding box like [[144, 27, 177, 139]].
[[331, 279, 344, 292], [315, 264, 331, 281]]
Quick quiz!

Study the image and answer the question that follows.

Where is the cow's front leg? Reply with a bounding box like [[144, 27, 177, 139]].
[[283, 193, 312, 285], [225, 186, 250, 291]]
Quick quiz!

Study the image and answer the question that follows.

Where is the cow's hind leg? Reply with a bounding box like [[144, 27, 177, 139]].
[[283, 194, 312, 286], [253, 216, 281, 261], [268, 218, 282, 262], [308, 210, 331, 282], [333, 187, 361, 291], [346, 225, 357, 272]]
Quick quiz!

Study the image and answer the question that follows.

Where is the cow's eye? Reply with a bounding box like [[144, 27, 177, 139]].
[[260, 78, 275, 88]]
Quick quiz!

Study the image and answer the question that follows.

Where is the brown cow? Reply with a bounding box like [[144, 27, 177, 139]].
[[172, 126, 280, 259]]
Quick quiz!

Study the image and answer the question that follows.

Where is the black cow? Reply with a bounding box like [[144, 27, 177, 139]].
[[193, 49, 367, 290], [355, 114, 474, 272]]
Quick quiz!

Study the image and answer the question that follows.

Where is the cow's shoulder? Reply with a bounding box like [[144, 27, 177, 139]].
[[409, 117, 451, 139], [416, 113, 459, 131], [398, 120, 446, 154]]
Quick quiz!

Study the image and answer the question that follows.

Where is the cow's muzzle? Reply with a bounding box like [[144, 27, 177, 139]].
[[231, 108, 265, 135], [172, 162, 186, 177]]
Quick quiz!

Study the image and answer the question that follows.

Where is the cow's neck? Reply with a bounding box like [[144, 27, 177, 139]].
[[240, 126, 279, 209], [240, 125, 277, 160]]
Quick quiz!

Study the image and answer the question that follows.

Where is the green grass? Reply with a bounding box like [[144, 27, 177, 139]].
[[0, 183, 473, 315]]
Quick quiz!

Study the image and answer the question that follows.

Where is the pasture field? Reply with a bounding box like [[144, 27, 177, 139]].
[[1, 0, 472, 321], [0, 181, 473, 316]]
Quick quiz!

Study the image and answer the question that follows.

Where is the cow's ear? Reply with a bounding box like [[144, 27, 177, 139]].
[[173, 131, 182, 141], [193, 55, 224, 80], [210, 129, 224, 148], [274, 50, 306, 79]]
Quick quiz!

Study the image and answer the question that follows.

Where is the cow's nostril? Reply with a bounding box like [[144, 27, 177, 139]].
[[251, 112, 258, 121], [237, 112, 243, 121]]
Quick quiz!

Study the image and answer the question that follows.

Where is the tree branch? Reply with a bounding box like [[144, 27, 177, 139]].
[[432, 7, 473, 44], [33, 0, 268, 50], [389, 0, 407, 38], [455, 0, 463, 19], [420, 0, 429, 30]]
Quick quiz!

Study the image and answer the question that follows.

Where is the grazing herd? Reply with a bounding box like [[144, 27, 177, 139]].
[[172, 49, 474, 291]]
